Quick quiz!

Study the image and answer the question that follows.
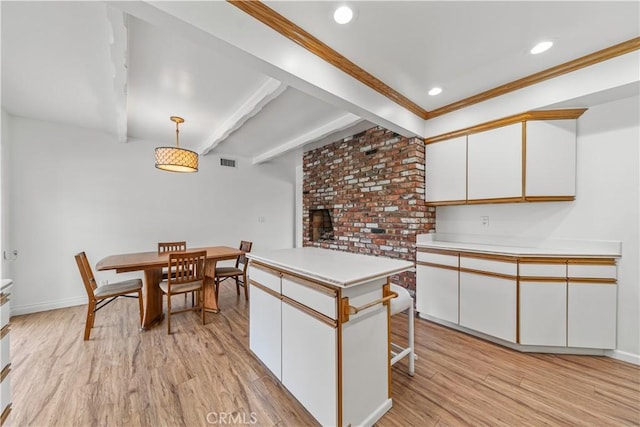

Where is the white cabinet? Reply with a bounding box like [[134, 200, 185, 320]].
[[248, 256, 399, 427], [566, 261, 617, 349], [281, 301, 337, 427], [518, 261, 567, 347], [459, 271, 517, 342], [520, 281, 567, 346], [0, 280, 11, 427], [416, 250, 459, 324], [567, 283, 617, 349], [525, 120, 576, 197], [425, 135, 467, 203], [424, 109, 583, 206], [467, 123, 522, 201], [249, 283, 282, 380]]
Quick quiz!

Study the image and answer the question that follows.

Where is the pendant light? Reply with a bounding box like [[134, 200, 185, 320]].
[[155, 116, 199, 173]]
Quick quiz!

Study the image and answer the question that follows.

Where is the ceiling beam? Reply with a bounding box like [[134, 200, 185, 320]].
[[252, 113, 363, 164], [106, 5, 128, 143], [200, 78, 287, 155]]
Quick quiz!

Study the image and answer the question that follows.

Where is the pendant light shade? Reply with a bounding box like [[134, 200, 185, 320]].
[[155, 116, 199, 173]]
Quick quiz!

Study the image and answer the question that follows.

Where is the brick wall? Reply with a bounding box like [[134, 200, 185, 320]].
[[302, 126, 435, 291]]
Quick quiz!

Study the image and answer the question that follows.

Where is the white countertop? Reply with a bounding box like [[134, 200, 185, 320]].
[[416, 233, 621, 258], [248, 247, 414, 287]]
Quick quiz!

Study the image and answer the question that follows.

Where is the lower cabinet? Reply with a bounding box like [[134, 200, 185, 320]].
[[249, 284, 282, 380], [417, 248, 618, 351], [567, 282, 617, 349], [1, 281, 12, 427], [281, 301, 337, 426], [416, 264, 459, 324], [459, 271, 517, 343], [519, 280, 567, 346], [249, 262, 394, 427]]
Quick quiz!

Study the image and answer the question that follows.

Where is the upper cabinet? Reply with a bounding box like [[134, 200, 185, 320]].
[[425, 109, 586, 206], [467, 123, 522, 202], [425, 135, 467, 204], [525, 119, 577, 199]]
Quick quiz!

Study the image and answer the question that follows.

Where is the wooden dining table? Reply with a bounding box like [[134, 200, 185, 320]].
[[96, 246, 243, 328]]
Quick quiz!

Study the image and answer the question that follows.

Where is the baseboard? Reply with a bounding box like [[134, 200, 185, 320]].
[[11, 296, 87, 316], [605, 349, 640, 366]]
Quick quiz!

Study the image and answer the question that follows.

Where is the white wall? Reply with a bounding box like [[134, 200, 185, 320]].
[[1, 109, 11, 279], [5, 115, 296, 314], [436, 95, 640, 360]]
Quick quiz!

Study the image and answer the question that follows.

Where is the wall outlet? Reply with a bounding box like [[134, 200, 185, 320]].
[[258, 216, 266, 223], [481, 216, 490, 227]]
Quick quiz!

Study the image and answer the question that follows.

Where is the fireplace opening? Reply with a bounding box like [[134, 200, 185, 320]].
[[309, 209, 335, 242]]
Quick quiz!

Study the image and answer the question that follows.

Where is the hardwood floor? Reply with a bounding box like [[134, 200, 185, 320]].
[[7, 285, 640, 426]]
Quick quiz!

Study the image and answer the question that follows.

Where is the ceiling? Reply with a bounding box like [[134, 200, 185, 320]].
[[2, 1, 638, 166]]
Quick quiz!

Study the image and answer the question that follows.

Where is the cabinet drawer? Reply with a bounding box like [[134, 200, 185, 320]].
[[568, 264, 617, 280], [519, 263, 566, 278], [417, 251, 458, 267], [0, 329, 8, 371], [282, 276, 337, 320], [0, 296, 9, 330], [460, 256, 517, 277], [249, 266, 281, 294]]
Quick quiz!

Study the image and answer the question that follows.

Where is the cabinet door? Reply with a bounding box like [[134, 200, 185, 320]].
[[425, 136, 467, 203], [467, 123, 522, 200], [249, 284, 282, 380], [525, 120, 576, 197], [567, 282, 617, 349], [459, 272, 517, 342], [519, 281, 567, 346], [282, 301, 337, 427], [416, 264, 459, 324]]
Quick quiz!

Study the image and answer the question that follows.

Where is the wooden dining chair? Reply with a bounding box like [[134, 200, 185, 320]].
[[75, 251, 143, 341], [159, 250, 207, 334], [158, 241, 192, 304], [214, 240, 253, 301], [158, 241, 187, 279]]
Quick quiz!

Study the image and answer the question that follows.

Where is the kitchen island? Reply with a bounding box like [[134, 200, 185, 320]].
[[246, 247, 414, 427]]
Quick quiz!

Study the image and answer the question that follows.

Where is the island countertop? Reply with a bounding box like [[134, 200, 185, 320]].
[[247, 247, 414, 288]]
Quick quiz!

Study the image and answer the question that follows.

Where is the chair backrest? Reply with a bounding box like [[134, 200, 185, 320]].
[[167, 250, 207, 289], [75, 251, 97, 301], [158, 241, 187, 254], [236, 240, 253, 271]]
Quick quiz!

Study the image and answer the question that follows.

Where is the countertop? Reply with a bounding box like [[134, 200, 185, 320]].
[[247, 247, 414, 287], [416, 233, 622, 258]]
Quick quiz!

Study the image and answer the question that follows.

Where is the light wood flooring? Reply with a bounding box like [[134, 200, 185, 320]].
[[6, 284, 640, 426]]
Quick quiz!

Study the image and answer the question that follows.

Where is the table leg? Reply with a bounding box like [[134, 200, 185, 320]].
[[204, 259, 219, 313], [142, 268, 164, 329]]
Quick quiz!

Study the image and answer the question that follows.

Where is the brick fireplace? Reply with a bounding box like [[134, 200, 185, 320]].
[[302, 126, 435, 291]]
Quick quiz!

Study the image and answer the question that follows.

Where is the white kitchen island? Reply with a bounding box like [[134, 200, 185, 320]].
[[246, 247, 414, 427]]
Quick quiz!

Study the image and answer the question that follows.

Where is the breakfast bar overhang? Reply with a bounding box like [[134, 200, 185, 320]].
[[246, 247, 414, 427]]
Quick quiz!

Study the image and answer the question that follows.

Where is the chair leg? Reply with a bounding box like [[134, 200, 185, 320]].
[[137, 290, 144, 327], [84, 300, 96, 341], [200, 289, 205, 325], [243, 274, 249, 300], [235, 277, 241, 296], [408, 305, 415, 377], [167, 293, 172, 335]]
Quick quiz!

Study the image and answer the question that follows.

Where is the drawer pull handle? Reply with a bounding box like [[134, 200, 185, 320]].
[[348, 291, 398, 315]]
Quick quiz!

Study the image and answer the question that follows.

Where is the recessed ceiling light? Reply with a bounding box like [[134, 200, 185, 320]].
[[530, 41, 553, 55], [334, 5, 354, 24], [428, 87, 442, 96]]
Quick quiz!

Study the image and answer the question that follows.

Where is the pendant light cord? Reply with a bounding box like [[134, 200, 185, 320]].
[[175, 121, 180, 148]]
